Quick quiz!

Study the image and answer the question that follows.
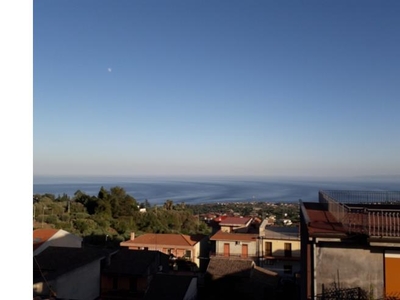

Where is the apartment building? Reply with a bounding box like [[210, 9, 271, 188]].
[[300, 190, 400, 300], [258, 223, 301, 276]]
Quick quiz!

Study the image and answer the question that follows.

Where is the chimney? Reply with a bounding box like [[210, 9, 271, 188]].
[[130, 232, 135, 241]]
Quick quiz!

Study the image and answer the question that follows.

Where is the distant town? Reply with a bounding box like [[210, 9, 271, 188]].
[[33, 188, 400, 300]]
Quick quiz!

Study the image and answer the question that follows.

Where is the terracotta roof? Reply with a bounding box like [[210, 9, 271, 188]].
[[206, 256, 254, 279], [121, 233, 205, 247], [220, 216, 252, 226], [210, 230, 258, 242], [302, 202, 347, 236], [213, 215, 228, 222], [33, 229, 59, 251]]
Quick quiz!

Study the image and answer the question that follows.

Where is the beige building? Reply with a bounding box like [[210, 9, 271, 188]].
[[258, 222, 301, 276], [300, 190, 400, 300], [210, 230, 258, 261], [120, 232, 207, 268]]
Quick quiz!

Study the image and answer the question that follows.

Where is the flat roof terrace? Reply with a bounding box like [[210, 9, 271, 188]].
[[319, 190, 400, 238]]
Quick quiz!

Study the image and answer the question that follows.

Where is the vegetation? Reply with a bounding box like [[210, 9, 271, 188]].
[[33, 186, 211, 246], [33, 186, 300, 246]]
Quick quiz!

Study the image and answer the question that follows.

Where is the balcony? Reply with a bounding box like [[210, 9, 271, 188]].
[[319, 190, 400, 238], [209, 251, 257, 260]]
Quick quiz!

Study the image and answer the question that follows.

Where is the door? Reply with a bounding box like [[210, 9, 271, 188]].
[[385, 251, 400, 297], [242, 244, 248, 258], [224, 243, 230, 257]]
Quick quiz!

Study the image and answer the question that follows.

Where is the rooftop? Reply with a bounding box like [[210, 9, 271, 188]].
[[33, 246, 110, 283], [206, 256, 255, 279], [301, 190, 400, 238], [262, 226, 300, 240], [210, 230, 258, 242], [220, 216, 252, 226], [33, 229, 60, 251], [120, 233, 206, 248]]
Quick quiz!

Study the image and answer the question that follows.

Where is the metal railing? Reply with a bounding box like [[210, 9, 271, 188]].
[[319, 191, 400, 238]]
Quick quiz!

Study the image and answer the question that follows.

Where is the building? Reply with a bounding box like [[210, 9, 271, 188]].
[[101, 249, 170, 300], [33, 228, 82, 256], [120, 232, 208, 269], [219, 216, 253, 233], [258, 221, 301, 276], [33, 246, 110, 300], [210, 230, 259, 261], [204, 256, 279, 300], [144, 274, 197, 300], [300, 190, 400, 300]]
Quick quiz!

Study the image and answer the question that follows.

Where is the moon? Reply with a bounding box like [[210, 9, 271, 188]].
[[107, 68, 112, 72]]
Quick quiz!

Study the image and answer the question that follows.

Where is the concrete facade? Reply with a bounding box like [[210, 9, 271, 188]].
[[314, 242, 384, 299]]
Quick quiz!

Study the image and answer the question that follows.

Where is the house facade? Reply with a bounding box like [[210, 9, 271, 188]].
[[101, 249, 170, 300], [300, 190, 400, 300], [120, 232, 207, 269], [33, 246, 109, 300], [258, 222, 301, 276], [210, 230, 258, 261]]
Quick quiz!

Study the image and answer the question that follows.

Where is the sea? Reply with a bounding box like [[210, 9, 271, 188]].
[[32, 176, 400, 205]]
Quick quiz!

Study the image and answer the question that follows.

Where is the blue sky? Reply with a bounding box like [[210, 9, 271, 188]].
[[33, 0, 400, 179]]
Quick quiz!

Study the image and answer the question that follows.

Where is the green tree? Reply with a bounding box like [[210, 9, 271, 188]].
[[164, 199, 174, 210]]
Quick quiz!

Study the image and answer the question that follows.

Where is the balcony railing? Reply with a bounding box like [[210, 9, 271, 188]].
[[209, 252, 257, 260], [319, 190, 400, 238]]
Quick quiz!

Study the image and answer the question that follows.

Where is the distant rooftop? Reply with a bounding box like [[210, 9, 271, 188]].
[[263, 226, 300, 240], [220, 216, 252, 226]]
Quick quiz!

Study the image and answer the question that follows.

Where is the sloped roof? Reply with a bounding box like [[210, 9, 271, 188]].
[[103, 249, 170, 276], [210, 230, 258, 242], [121, 233, 206, 247], [220, 217, 252, 226], [206, 256, 254, 279], [33, 246, 110, 283], [144, 274, 195, 300], [33, 229, 59, 251]]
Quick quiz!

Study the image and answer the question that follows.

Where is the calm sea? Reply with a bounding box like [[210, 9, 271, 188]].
[[32, 176, 400, 205]]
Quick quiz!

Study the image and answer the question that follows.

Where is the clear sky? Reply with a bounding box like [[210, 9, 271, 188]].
[[33, 0, 400, 179]]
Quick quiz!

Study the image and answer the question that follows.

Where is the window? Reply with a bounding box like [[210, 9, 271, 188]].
[[185, 250, 191, 258], [284, 265, 293, 274], [265, 242, 272, 256], [284, 243, 292, 257]]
